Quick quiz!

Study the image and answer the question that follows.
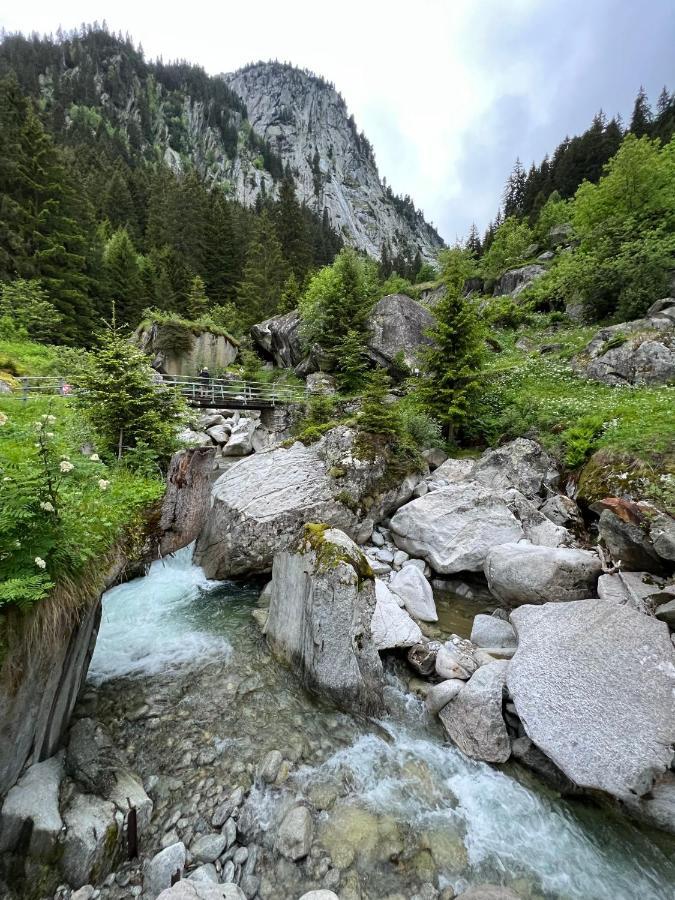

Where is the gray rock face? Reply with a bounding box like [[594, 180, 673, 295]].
[[470, 614, 517, 649], [250, 310, 304, 369], [266, 528, 383, 714], [389, 565, 437, 621], [366, 293, 434, 371], [144, 842, 187, 899], [508, 599, 675, 799], [425, 679, 464, 714], [221, 417, 257, 456], [439, 661, 511, 763], [0, 753, 64, 859], [66, 717, 122, 796], [275, 805, 313, 861], [470, 438, 559, 499], [371, 579, 423, 650], [160, 448, 216, 556], [598, 508, 668, 573], [572, 308, 675, 385], [597, 571, 674, 614], [61, 793, 119, 889], [484, 542, 601, 605], [224, 63, 443, 262], [390, 480, 566, 575], [494, 265, 546, 297], [195, 426, 417, 578], [540, 494, 582, 528], [191, 832, 227, 863]]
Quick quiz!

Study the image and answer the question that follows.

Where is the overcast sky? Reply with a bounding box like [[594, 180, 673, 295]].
[[3, 0, 674, 242]]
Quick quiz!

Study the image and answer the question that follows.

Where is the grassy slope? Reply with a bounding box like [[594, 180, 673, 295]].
[[479, 318, 675, 506]]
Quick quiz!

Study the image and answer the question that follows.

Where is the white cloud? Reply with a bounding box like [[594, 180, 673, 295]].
[[2, 0, 674, 241]]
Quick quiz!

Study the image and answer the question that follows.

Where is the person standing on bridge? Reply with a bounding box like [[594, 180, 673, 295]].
[[198, 366, 210, 397]]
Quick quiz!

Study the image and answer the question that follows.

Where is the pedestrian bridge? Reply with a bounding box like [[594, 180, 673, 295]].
[[15, 375, 307, 410]]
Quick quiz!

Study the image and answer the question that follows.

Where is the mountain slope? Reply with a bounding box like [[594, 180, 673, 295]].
[[224, 62, 444, 263]]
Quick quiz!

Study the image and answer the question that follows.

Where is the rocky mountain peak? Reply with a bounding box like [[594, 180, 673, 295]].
[[224, 61, 444, 262]]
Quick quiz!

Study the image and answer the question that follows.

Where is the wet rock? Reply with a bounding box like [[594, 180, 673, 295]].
[[191, 832, 227, 863], [276, 805, 313, 861], [655, 598, 675, 625], [71, 887, 95, 900], [407, 642, 441, 676], [371, 579, 424, 650], [61, 793, 119, 889], [470, 438, 559, 499], [389, 566, 437, 622], [223, 817, 237, 849], [144, 842, 187, 899], [160, 448, 217, 556], [66, 717, 121, 796], [439, 661, 510, 763], [508, 599, 675, 800], [510, 737, 579, 795], [470, 615, 516, 649], [425, 679, 464, 714], [256, 750, 283, 784], [266, 527, 383, 714], [484, 542, 601, 605], [456, 887, 523, 900], [366, 293, 434, 372]]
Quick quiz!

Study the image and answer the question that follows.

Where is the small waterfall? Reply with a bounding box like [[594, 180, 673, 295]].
[[88, 545, 231, 684]]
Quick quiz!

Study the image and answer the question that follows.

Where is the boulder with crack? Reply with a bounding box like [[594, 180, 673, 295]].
[[470, 438, 559, 499], [366, 293, 434, 372], [484, 542, 602, 605], [507, 599, 675, 803], [439, 660, 511, 763], [370, 579, 423, 650], [265, 526, 383, 714]]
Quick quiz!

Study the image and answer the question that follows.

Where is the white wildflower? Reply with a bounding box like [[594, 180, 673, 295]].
[[98, 478, 110, 491], [90, 453, 100, 462], [35, 421, 43, 431], [34, 556, 46, 569], [59, 460, 74, 473], [39, 501, 55, 512], [0, 412, 7, 426], [45, 432, 54, 438], [46, 415, 56, 424]]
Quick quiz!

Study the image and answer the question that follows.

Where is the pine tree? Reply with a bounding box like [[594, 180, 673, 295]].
[[186, 274, 209, 320], [416, 247, 483, 441], [629, 86, 653, 138], [236, 210, 287, 324], [465, 223, 482, 256], [336, 329, 369, 392], [103, 228, 142, 326], [275, 171, 312, 280], [278, 271, 301, 314], [358, 368, 400, 437], [503, 158, 526, 218]]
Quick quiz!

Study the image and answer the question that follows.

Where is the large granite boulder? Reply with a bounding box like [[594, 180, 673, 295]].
[[250, 310, 304, 369], [366, 293, 434, 371], [389, 565, 437, 621], [439, 661, 510, 763], [195, 426, 419, 579], [494, 265, 545, 298], [484, 542, 601, 605], [389, 482, 567, 575], [61, 793, 120, 888], [370, 579, 423, 650], [265, 527, 383, 714], [470, 438, 559, 499], [157, 884, 246, 900], [571, 304, 675, 385], [507, 599, 675, 799], [596, 500, 674, 574], [597, 570, 675, 615]]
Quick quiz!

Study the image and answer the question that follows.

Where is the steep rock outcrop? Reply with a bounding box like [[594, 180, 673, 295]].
[[265, 527, 383, 713], [159, 447, 217, 556], [224, 63, 443, 261], [494, 265, 545, 297], [366, 293, 433, 371]]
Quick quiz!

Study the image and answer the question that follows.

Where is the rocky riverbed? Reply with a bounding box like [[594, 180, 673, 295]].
[[23, 547, 674, 900]]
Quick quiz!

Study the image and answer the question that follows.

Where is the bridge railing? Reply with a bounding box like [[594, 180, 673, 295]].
[[11, 374, 307, 407]]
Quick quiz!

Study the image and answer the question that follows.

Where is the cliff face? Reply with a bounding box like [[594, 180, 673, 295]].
[[224, 63, 444, 261]]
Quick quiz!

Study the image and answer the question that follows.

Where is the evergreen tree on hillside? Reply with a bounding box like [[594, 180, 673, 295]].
[[103, 228, 142, 326], [187, 274, 209, 319], [417, 247, 483, 441], [275, 170, 312, 281], [466, 223, 482, 256], [203, 192, 241, 304], [503, 158, 526, 218], [629, 86, 653, 137], [236, 210, 287, 324]]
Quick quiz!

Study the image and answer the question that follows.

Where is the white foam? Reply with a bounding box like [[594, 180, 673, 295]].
[[88, 546, 231, 684], [298, 726, 675, 900]]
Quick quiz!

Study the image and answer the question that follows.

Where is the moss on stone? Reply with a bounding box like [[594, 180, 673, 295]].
[[301, 523, 374, 587]]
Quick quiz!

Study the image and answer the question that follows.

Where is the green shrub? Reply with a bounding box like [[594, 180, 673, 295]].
[[153, 321, 195, 356]]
